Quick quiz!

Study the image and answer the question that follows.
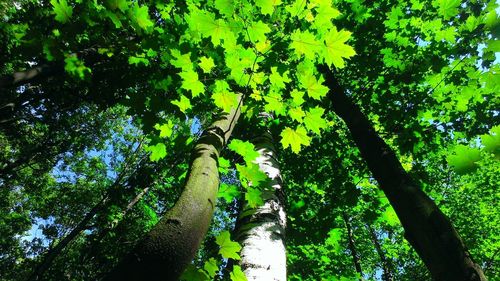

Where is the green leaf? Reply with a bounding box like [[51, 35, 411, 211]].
[[322, 27, 356, 68], [203, 258, 219, 278], [297, 72, 329, 100], [290, 30, 321, 60], [218, 157, 231, 174], [212, 80, 239, 112], [214, 0, 236, 16], [130, 4, 154, 30], [171, 95, 192, 113], [481, 125, 500, 158], [289, 107, 305, 122], [230, 265, 248, 281], [433, 0, 461, 20], [180, 69, 205, 97], [180, 265, 209, 281], [64, 55, 91, 79], [303, 106, 328, 134], [264, 90, 286, 116], [246, 21, 271, 43], [170, 50, 193, 71], [228, 139, 260, 164], [215, 231, 241, 260], [280, 126, 311, 153], [269, 67, 291, 90], [199, 56, 215, 73], [236, 163, 267, 187], [246, 187, 264, 208], [154, 120, 174, 138], [145, 143, 167, 161], [446, 145, 482, 174], [218, 183, 240, 203], [107, 0, 128, 12], [50, 0, 73, 23], [255, 0, 282, 15]]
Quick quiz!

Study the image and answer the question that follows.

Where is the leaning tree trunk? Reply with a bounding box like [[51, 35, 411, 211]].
[[342, 212, 364, 280], [366, 224, 393, 281], [234, 129, 287, 281], [322, 67, 486, 281], [104, 98, 242, 281]]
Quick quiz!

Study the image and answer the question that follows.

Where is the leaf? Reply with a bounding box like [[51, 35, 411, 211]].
[[246, 21, 271, 43], [303, 106, 328, 134], [446, 145, 482, 174], [50, 0, 73, 23], [264, 90, 286, 116], [236, 163, 268, 187], [246, 187, 264, 208], [212, 80, 239, 112], [255, 0, 282, 15], [203, 258, 219, 278], [269, 67, 291, 90], [145, 143, 167, 161], [171, 95, 192, 113], [180, 265, 209, 281], [433, 0, 461, 20], [290, 30, 321, 60], [289, 107, 305, 122], [297, 72, 329, 100], [170, 50, 193, 71], [322, 27, 356, 68], [107, 0, 128, 12], [214, 0, 236, 16], [180, 69, 205, 97], [186, 8, 233, 46], [218, 183, 240, 203], [280, 126, 311, 153], [64, 55, 91, 79], [215, 231, 241, 260], [481, 125, 500, 158], [154, 120, 174, 138], [130, 4, 154, 30], [230, 265, 248, 281], [228, 139, 259, 164], [199, 56, 215, 73]]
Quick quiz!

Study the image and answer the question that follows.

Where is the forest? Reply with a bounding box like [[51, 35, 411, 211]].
[[0, 0, 499, 280]]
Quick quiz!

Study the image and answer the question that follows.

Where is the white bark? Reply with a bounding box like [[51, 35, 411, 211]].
[[237, 131, 287, 281]]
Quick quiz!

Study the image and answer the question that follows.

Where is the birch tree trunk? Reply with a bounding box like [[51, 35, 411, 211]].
[[322, 67, 486, 281], [104, 98, 242, 281], [235, 130, 287, 281]]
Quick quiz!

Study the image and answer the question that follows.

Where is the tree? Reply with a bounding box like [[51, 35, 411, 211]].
[[1, 0, 499, 280]]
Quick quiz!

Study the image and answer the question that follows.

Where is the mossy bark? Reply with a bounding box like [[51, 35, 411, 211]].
[[235, 130, 287, 281], [322, 67, 486, 281], [104, 100, 241, 281]]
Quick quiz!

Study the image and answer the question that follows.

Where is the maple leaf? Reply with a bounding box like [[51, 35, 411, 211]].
[[246, 21, 271, 43], [179, 70, 205, 97], [199, 56, 215, 73], [269, 67, 291, 90], [50, 0, 73, 23], [280, 126, 311, 153], [297, 72, 329, 100], [107, 0, 128, 12], [264, 90, 286, 116], [290, 30, 321, 60], [230, 266, 248, 281], [145, 143, 167, 161], [228, 139, 260, 164], [255, 0, 282, 15], [170, 50, 193, 70], [434, 0, 461, 20], [218, 183, 240, 203], [171, 95, 192, 113], [154, 120, 174, 138], [130, 4, 154, 30], [304, 106, 328, 134], [322, 27, 356, 68], [212, 80, 238, 112], [215, 231, 241, 260], [246, 187, 264, 208], [214, 0, 236, 16], [236, 163, 267, 187], [289, 107, 305, 122], [446, 145, 481, 174]]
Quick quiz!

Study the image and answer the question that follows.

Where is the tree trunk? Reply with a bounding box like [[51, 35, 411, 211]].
[[322, 67, 486, 281], [366, 224, 393, 281], [104, 99, 242, 281], [342, 212, 364, 280], [235, 129, 287, 281], [0, 63, 64, 89]]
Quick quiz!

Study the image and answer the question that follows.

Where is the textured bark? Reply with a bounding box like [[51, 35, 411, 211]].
[[322, 67, 486, 281], [235, 130, 287, 281], [342, 213, 364, 280], [104, 99, 242, 281], [366, 224, 393, 281]]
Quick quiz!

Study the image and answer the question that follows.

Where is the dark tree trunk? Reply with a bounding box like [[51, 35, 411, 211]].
[[0, 63, 64, 90], [104, 99, 242, 281], [322, 67, 486, 281], [366, 224, 393, 281], [342, 212, 364, 280]]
